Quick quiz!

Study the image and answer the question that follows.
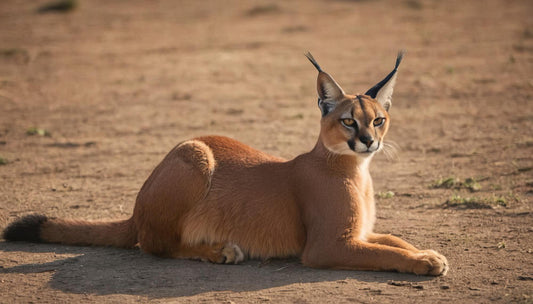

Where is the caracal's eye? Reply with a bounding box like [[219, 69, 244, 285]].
[[341, 118, 355, 127], [373, 117, 385, 127]]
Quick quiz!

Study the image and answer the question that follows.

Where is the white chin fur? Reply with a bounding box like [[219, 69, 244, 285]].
[[354, 140, 380, 154]]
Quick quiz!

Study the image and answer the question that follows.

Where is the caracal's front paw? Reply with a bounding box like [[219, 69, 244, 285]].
[[412, 250, 448, 276], [219, 243, 245, 264]]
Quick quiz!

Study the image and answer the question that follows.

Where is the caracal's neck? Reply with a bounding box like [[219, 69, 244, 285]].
[[310, 139, 373, 180]]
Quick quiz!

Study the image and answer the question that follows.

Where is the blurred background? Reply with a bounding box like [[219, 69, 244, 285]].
[[0, 0, 532, 303]]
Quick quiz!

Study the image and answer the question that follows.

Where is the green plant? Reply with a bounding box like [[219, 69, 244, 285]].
[[432, 177, 459, 189], [431, 176, 481, 192], [442, 194, 492, 209], [376, 191, 395, 199], [26, 127, 51, 137], [463, 178, 482, 192], [442, 194, 511, 209]]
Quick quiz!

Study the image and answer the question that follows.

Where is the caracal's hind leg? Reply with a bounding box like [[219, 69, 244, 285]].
[[133, 140, 216, 257], [170, 242, 245, 264]]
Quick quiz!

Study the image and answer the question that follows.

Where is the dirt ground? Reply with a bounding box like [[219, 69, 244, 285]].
[[0, 0, 532, 303]]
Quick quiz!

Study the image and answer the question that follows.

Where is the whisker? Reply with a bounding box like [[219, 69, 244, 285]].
[[380, 140, 400, 161]]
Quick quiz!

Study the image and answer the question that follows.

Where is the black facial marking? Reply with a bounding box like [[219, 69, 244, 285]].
[[357, 96, 369, 124], [347, 139, 356, 151]]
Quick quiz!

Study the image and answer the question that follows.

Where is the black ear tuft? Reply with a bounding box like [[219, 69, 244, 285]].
[[365, 51, 405, 99], [307, 52, 345, 116], [3, 214, 48, 242], [305, 51, 323, 72]]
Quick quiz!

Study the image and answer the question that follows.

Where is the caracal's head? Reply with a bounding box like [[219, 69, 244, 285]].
[[305, 52, 403, 158]]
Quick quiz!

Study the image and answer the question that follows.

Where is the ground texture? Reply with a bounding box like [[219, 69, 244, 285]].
[[0, 0, 532, 303]]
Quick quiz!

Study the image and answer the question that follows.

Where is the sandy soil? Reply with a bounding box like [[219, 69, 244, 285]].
[[0, 0, 532, 303]]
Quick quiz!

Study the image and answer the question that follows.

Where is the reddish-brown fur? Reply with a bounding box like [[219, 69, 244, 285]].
[[4, 53, 448, 275]]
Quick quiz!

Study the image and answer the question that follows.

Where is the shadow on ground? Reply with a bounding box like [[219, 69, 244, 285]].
[[0, 242, 432, 298]]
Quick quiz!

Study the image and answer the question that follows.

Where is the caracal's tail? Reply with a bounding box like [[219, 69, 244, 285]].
[[3, 214, 138, 248]]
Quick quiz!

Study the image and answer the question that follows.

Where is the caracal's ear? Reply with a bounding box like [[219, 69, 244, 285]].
[[305, 52, 345, 117], [365, 51, 405, 112]]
